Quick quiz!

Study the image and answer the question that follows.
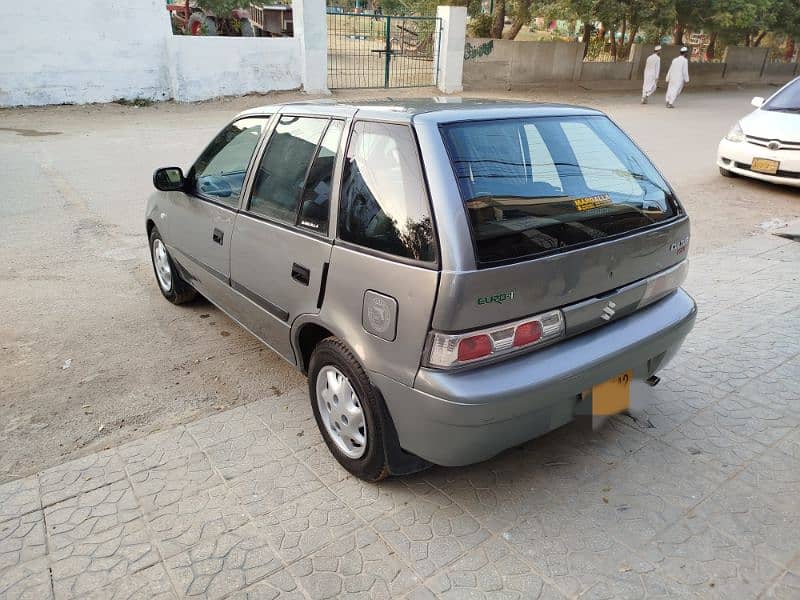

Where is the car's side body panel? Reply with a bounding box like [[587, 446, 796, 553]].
[[319, 244, 439, 386], [230, 213, 333, 333]]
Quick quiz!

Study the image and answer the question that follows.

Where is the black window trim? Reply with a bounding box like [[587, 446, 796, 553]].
[[188, 114, 273, 211], [438, 114, 683, 269], [241, 114, 342, 237], [334, 118, 440, 269]]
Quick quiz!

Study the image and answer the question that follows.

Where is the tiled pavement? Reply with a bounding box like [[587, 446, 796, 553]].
[[2, 233, 799, 600]]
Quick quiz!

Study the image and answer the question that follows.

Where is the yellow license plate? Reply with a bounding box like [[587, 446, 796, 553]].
[[592, 370, 632, 415], [751, 158, 780, 175]]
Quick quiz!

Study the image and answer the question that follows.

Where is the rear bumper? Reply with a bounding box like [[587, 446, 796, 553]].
[[372, 288, 696, 466], [718, 138, 800, 187]]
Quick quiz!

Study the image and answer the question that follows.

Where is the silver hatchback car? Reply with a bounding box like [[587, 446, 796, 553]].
[[147, 100, 696, 481]]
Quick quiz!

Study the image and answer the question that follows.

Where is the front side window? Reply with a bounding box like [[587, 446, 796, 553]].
[[193, 117, 267, 207], [249, 116, 329, 224], [338, 121, 435, 262], [441, 115, 677, 265]]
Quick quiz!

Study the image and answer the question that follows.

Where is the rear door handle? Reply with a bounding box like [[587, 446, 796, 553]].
[[212, 228, 224, 245], [291, 263, 310, 286]]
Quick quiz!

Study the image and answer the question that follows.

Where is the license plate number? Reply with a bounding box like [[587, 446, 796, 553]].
[[592, 370, 632, 415], [751, 158, 780, 175]]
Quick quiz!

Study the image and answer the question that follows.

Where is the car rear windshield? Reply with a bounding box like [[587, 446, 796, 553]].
[[440, 115, 678, 266]]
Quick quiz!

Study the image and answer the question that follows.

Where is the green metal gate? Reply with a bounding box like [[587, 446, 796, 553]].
[[327, 11, 441, 89]]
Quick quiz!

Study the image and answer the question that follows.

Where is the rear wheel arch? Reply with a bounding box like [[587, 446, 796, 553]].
[[146, 219, 156, 237], [296, 322, 335, 374]]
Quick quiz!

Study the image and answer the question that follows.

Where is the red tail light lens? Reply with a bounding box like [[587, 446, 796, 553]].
[[457, 334, 493, 362], [427, 309, 564, 369], [513, 321, 543, 347]]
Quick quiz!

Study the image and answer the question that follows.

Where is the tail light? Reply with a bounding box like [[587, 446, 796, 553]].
[[427, 309, 564, 369]]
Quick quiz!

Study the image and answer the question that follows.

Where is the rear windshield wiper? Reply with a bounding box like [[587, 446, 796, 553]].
[[766, 107, 800, 113]]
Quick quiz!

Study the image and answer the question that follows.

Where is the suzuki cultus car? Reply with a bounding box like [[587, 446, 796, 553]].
[[147, 100, 696, 481]]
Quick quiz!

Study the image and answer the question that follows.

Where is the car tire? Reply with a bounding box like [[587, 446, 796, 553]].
[[719, 166, 736, 178], [308, 337, 393, 482], [149, 228, 196, 305]]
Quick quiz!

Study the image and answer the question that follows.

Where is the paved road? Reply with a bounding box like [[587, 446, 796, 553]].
[[2, 232, 799, 598]]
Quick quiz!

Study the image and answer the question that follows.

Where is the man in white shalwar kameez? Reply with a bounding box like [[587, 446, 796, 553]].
[[641, 46, 661, 104], [665, 47, 690, 108]]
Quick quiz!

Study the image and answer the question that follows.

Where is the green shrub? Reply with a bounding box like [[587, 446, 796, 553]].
[[468, 14, 492, 38]]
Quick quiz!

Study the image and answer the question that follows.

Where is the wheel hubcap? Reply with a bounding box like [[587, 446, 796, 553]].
[[152, 239, 172, 292], [316, 366, 366, 459]]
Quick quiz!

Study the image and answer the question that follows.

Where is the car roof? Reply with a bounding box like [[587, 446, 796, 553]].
[[235, 98, 605, 124]]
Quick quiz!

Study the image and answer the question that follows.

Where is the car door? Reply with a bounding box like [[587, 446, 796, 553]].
[[166, 116, 269, 298], [229, 114, 346, 357]]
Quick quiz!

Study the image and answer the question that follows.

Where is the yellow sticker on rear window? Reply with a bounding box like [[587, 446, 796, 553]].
[[574, 194, 613, 211]]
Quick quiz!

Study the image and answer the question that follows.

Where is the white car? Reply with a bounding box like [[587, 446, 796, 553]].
[[718, 76, 800, 187]]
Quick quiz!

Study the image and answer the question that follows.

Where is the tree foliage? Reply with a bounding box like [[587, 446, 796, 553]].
[[529, 0, 800, 47]]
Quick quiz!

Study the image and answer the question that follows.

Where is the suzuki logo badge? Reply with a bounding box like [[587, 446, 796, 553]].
[[601, 300, 617, 321]]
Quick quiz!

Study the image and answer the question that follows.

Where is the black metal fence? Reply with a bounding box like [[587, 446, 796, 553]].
[[327, 12, 441, 89]]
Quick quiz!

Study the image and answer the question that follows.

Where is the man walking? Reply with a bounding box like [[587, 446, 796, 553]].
[[665, 47, 690, 108], [641, 45, 661, 104]]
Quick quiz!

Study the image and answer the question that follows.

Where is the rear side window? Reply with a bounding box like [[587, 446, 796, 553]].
[[297, 120, 344, 233], [441, 115, 677, 265], [338, 122, 435, 262], [249, 116, 329, 224]]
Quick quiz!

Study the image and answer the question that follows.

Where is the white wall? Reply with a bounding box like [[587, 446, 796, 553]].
[[167, 37, 301, 102], [0, 0, 318, 107], [0, 0, 171, 106]]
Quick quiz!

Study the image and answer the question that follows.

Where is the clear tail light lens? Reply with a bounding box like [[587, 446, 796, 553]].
[[639, 260, 688, 307], [427, 309, 564, 369]]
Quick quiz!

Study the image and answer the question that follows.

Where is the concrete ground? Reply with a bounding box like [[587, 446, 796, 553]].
[[1, 85, 799, 598]]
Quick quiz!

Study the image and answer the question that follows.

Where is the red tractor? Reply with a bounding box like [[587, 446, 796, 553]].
[[167, 2, 255, 36]]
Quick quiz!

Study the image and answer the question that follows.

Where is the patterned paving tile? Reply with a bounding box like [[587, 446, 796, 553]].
[[644, 517, 783, 599], [738, 357, 800, 418], [49, 520, 159, 599], [83, 563, 176, 600], [424, 537, 565, 599], [690, 477, 800, 567], [226, 569, 305, 600], [146, 484, 249, 559], [737, 447, 800, 512], [0, 510, 46, 572], [0, 557, 53, 600], [294, 443, 350, 487], [117, 426, 200, 475], [763, 568, 800, 600], [229, 456, 324, 519], [254, 488, 360, 564], [165, 525, 281, 599], [128, 452, 223, 514], [691, 393, 800, 446], [249, 393, 319, 453], [372, 491, 490, 579], [502, 505, 654, 598], [188, 404, 270, 450], [45, 479, 141, 551], [289, 528, 420, 599], [332, 478, 450, 525], [661, 413, 768, 477], [205, 431, 292, 481], [0, 476, 40, 523], [39, 449, 126, 507]]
